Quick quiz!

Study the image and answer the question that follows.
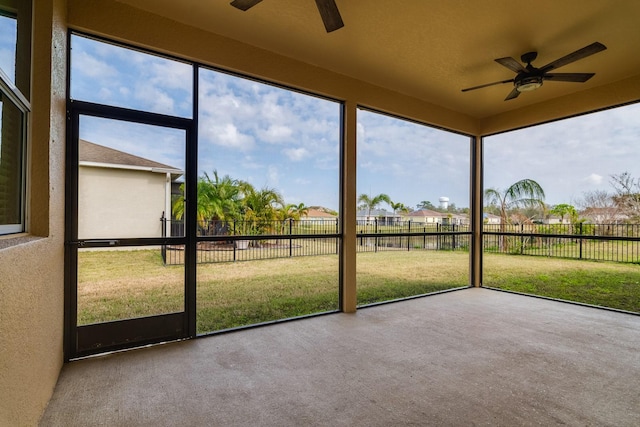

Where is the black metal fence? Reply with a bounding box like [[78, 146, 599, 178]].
[[160, 217, 640, 265], [160, 218, 469, 265], [484, 222, 640, 263]]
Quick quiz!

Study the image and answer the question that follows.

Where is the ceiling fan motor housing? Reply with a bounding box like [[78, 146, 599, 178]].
[[515, 73, 544, 92]]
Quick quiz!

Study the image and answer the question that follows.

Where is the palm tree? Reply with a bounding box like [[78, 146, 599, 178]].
[[172, 171, 242, 228], [240, 185, 284, 236], [485, 178, 545, 251], [276, 203, 309, 234], [485, 179, 546, 225], [390, 201, 409, 214], [358, 193, 391, 223]]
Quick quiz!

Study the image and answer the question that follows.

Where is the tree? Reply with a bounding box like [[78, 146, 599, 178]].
[[417, 200, 437, 210], [549, 203, 577, 224], [610, 172, 640, 221], [390, 201, 409, 215], [358, 193, 391, 219], [240, 185, 284, 235], [578, 190, 619, 223], [485, 179, 546, 226], [485, 179, 546, 251]]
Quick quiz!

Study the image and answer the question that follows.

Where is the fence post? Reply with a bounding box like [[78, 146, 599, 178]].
[[160, 213, 167, 265], [452, 224, 456, 250], [374, 218, 378, 252], [579, 222, 583, 260], [437, 223, 441, 250], [233, 219, 237, 261], [520, 223, 524, 255], [336, 218, 339, 254], [289, 218, 293, 257], [423, 226, 426, 249], [407, 220, 411, 251]]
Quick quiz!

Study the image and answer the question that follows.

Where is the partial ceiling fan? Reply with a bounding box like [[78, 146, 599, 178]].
[[461, 42, 607, 101], [230, 0, 344, 33]]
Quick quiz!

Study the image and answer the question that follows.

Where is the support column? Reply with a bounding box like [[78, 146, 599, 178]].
[[470, 134, 483, 287], [340, 101, 357, 312]]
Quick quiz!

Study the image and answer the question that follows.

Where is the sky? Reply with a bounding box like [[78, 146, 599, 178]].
[[0, 14, 16, 84], [70, 34, 640, 212]]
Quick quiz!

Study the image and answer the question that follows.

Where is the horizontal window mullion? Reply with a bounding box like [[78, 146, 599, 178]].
[[68, 99, 192, 130], [68, 237, 187, 248], [483, 231, 640, 242], [197, 234, 341, 242], [357, 232, 471, 238]]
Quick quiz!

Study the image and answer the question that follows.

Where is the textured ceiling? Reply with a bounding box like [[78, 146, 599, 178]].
[[115, 0, 640, 120]]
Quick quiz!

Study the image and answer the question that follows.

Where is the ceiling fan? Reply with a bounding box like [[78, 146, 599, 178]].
[[230, 0, 344, 33], [461, 42, 607, 101]]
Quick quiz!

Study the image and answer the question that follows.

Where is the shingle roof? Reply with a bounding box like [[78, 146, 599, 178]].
[[304, 208, 337, 218], [79, 139, 182, 173], [407, 209, 445, 217]]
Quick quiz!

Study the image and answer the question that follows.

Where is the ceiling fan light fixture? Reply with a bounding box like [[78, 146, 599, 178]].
[[515, 75, 543, 92]]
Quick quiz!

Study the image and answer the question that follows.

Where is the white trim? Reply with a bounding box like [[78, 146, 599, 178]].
[[78, 161, 183, 176]]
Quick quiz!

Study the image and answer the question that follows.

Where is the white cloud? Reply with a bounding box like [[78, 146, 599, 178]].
[[202, 123, 255, 151], [584, 173, 603, 185], [134, 84, 175, 115], [72, 50, 119, 79], [260, 124, 294, 143], [283, 147, 310, 161], [267, 165, 279, 187]]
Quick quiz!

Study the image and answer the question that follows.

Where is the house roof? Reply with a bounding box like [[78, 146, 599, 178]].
[[304, 208, 337, 219], [79, 140, 183, 176], [407, 209, 446, 218], [356, 209, 399, 217]]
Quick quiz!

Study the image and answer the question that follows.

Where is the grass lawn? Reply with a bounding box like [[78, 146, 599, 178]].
[[77, 249, 640, 331], [484, 254, 640, 312]]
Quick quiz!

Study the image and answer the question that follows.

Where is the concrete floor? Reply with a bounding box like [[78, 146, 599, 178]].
[[41, 288, 640, 426]]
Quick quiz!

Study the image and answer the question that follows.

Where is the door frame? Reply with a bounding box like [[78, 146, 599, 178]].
[[64, 99, 198, 359]]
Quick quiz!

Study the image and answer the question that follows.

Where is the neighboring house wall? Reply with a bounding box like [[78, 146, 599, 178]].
[[78, 166, 170, 239]]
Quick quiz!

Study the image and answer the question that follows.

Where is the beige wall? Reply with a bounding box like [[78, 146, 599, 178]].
[[78, 166, 168, 239], [0, 0, 67, 426]]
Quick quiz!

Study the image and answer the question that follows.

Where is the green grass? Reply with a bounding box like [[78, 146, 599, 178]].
[[77, 249, 640, 331], [484, 254, 640, 312]]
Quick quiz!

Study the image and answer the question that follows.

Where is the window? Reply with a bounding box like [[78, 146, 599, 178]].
[[356, 109, 471, 305], [0, 2, 30, 235]]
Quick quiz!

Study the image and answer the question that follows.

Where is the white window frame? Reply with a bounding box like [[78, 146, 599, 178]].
[[0, 56, 30, 235]]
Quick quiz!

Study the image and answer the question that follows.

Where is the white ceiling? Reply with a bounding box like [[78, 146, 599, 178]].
[[115, 0, 640, 120]]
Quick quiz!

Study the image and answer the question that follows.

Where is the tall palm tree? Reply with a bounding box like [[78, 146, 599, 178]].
[[485, 178, 545, 251], [485, 179, 546, 226], [358, 193, 391, 221]]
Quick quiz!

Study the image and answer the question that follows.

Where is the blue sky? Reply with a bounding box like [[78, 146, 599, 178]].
[[0, 14, 16, 83], [70, 34, 640, 212]]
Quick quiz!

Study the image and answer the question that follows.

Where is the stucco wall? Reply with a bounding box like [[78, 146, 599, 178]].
[[0, 0, 67, 425], [78, 167, 168, 239]]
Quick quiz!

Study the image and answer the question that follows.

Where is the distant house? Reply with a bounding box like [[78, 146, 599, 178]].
[[303, 208, 338, 222], [542, 215, 563, 225], [483, 213, 501, 224], [405, 209, 469, 225], [78, 140, 183, 239], [356, 208, 401, 226], [580, 207, 628, 224]]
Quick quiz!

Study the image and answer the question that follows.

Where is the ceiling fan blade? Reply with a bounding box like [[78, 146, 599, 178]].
[[314, 0, 344, 32], [504, 87, 521, 101], [495, 57, 526, 73], [544, 72, 596, 82], [461, 79, 514, 92], [230, 0, 263, 11], [540, 42, 606, 73]]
